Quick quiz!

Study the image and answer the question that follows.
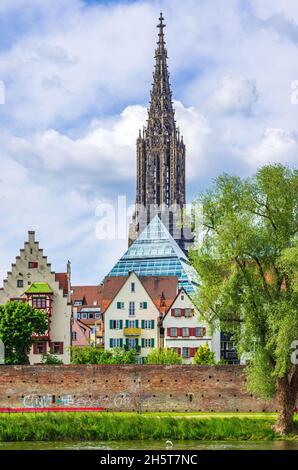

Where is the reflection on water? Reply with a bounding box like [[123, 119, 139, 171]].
[[0, 440, 298, 450]]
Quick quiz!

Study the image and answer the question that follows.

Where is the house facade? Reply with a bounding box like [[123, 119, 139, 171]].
[[163, 289, 221, 363], [103, 272, 177, 362], [0, 231, 71, 364]]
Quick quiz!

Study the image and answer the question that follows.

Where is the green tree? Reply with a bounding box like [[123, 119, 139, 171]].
[[194, 344, 216, 365], [0, 301, 48, 364], [71, 346, 137, 364], [41, 353, 63, 365], [146, 348, 182, 364], [190, 164, 298, 434]]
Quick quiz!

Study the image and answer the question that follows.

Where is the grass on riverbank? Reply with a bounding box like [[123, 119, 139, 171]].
[[0, 413, 297, 441]]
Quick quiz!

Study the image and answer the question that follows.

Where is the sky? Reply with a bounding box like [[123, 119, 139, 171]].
[[0, 0, 297, 285]]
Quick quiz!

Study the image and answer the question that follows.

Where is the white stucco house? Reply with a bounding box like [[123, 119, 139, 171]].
[[163, 288, 221, 363], [0, 231, 71, 364]]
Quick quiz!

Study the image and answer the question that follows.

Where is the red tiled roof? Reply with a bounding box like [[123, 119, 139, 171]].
[[55, 273, 68, 296], [71, 285, 102, 310], [100, 274, 178, 314]]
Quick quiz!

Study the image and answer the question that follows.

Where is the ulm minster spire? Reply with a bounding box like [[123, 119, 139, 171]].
[[129, 13, 191, 251]]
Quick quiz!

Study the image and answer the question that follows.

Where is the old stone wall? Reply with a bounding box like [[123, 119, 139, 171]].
[[0, 365, 278, 412]]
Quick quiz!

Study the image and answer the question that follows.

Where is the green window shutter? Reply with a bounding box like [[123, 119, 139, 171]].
[[151, 338, 155, 348], [141, 338, 145, 348], [119, 320, 123, 329], [151, 320, 154, 329], [125, 338, 129, 347], [109, 338, 113, 348], [125, 320, 129, 328], [135, 338, 139, 347], [141, 320, 144, 329], [120, 338, 123, 348], [109, 320, 113, 329], [135, 320, 139, 328], [144, 302, 147, 309]]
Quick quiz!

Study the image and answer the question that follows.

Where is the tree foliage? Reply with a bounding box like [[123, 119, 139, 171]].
[[194, 344, 216, 365], [145, 348, 182, 364], [0, 301, 48, 364], [71, 346, 137, 364], [190, 164, 298, 432]]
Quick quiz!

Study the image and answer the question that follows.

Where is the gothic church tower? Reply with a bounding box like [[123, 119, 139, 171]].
[[129, 13, 190, 250]]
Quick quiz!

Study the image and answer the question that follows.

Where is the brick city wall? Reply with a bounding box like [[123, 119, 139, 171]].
[[0, 365, 278, 412]]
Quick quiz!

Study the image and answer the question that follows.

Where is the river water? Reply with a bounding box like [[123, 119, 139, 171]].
[[1, 440, 298, 450]]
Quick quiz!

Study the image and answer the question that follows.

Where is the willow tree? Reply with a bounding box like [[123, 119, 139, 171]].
[[190, 164, 298, 434]]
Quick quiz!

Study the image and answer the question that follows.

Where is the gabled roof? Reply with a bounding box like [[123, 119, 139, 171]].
[[101, 272, 178, 314], [25, 282, 53, 294], [71, 285, 102, 310], [163, 287, 196, 320], [108, 215, 198, 293]]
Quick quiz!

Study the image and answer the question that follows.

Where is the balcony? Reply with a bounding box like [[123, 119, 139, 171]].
[[123, 327, 141, 336]]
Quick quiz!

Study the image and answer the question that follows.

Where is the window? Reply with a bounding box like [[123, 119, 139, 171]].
[[72, 332, 77, 341], [81, 313, 87, 319], [170, 327, 178, 337], [182, 327, 190, 337], [143, 338, 154, 348], [195, 327, 205, 337], [33, 341, 47, 355], [131, 282, 135, 293], [17, 279, 23, 288], [129, 301, 135, 316], [74, 300, 83, 306], [185, 308, 193, 317], [173, 308, 181, 317], [95, 312, 100, 319], [182, 347, 190, 358], [32, 297, 47, 309], [28, 261, 38, 269], [181, 295, 184, 300], [89, 313, 94, 319], [117, 302, 124, 309], [142, 320, 154, 329], [110, 320, 122, 330], [50, 342, 63, 355], [110, 338, 123, 348], [140, 302, 147, 309]]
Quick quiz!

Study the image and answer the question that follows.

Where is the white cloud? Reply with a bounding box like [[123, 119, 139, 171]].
[[245, 127, 298, 167], [0, 0, 298, 286], [209, 75, 258, 115]]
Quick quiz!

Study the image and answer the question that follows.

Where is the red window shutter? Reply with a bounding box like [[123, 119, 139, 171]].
[[60, 342, 64, 354], [43, 342, 47, 354], [190, 348, 195, 357], [33, 343, 37, 354], [181, 309, 185, 316], [178, 348, 181, 355], [167, 328, 171, 337], [171, 309, 175, 316], [33, 262, 38, 268], [190, 328, 195, 336], [177, 328, 182, 337]]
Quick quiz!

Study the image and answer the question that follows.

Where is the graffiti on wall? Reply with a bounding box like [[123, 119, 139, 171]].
[[22, 392, 132, 409]]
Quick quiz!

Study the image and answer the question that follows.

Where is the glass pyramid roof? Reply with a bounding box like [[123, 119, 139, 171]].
[[108, 216, 198, 293]]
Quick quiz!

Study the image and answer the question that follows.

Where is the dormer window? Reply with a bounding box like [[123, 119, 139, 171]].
[[74, 300, 83, 306]]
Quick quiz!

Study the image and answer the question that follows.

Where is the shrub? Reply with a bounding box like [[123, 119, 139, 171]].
[[41, 353, 63, 365], [145, 348, 182, 364], [71, 346, 137, 364], [194, 344, 216, 365]]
